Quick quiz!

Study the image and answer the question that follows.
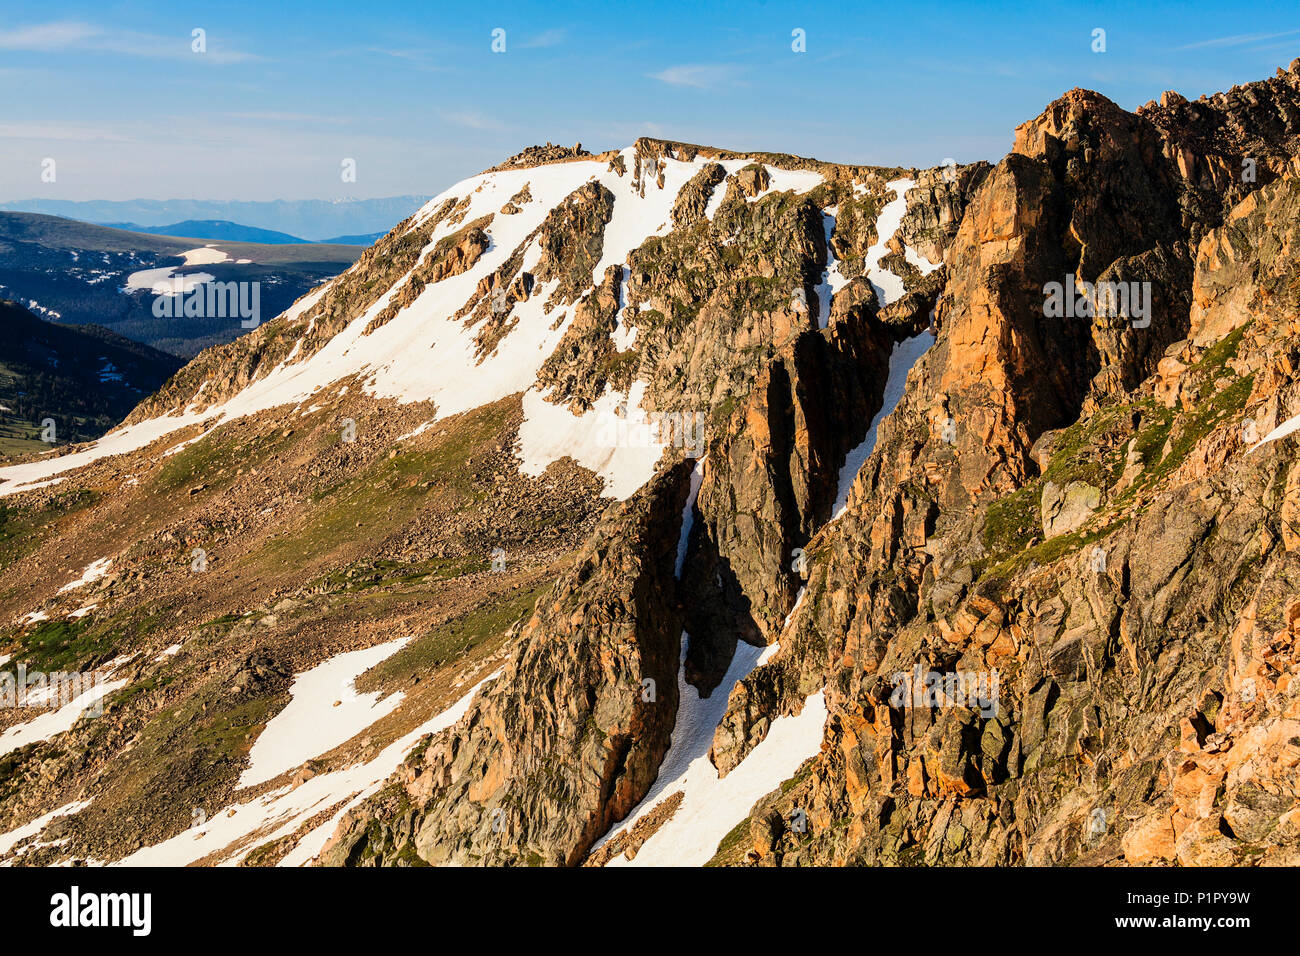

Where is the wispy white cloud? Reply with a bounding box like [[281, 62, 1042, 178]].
[[520, 28, 567, 49], [0, 20, 259, 63], [0, 121, 132, 142], [321, 46, 452, 72], [648, 63, 743, 89], [438, 110, 507, 132], [361, 45, 428, 60], [1175, 28, 1300, 51], [0, 21, 99, 49], [226, 111, 351, 125]]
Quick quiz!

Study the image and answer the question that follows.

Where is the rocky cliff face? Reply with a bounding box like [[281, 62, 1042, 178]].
[[706, 64, 1300, 867], [4, 66, 1300, 870], [321, 462, 692, 866]]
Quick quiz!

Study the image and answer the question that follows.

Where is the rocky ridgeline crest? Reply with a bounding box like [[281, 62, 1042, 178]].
[[5, 65, 1300, 869], [324, 65, 1300, 867]]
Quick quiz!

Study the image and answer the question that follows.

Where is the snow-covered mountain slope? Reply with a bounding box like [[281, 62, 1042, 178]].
[[0, 141, 940, 504], [313, 68, 1300, 870], [0, 136, 969, 868]]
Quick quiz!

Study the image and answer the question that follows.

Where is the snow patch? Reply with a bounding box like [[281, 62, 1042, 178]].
[[905, 243, 942, 276], [597, 636, 826, 867], [517, 381, 666, 500], [610, 266, 639, 350], [833, 331, 933, 519], [114, 670, 500, 867], [1250, 410, 1300, 453], [236, 637, 411, 790], [396, 421, 435, 442], [675, 458, 705, 577], [57, 558, 112, 593], [180, 246, 229, 266], [123, 266, 215, 296], [814, 206, 850, 330], [864, 178, 914, 305], [0, 674, 128, 758], [0, 800, 90, 857], [750, 166, 825, 201]]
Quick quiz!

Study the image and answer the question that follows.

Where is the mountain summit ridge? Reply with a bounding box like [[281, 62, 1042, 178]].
[[2, 64, 1300, 867]]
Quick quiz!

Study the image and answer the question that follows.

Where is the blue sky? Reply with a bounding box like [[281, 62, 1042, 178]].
[[2, 1, 1297, 201]]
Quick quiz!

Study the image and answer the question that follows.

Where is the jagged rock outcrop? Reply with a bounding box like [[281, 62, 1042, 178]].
[[712, 89, 1300, 867], [319, 461, 693, 866], [613, 171, 828, 417], [461, 181, 615, 358], [317, 78, 1300, 870], [488, 142, 593, 172], [1138, 62, 1300, 226], [534, 265, 626, 410], [303, 152, 939, 867], [899, 162, 991, 264], [364, 217, 494, 335], [679, 304, 900, 692], [671, 163, 727, 228], [309, 79, 1300, 869]]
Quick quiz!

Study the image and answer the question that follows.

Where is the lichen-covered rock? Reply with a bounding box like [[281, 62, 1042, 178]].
[[1039, 479, 1100, 537], [671, 162, 726, 228]]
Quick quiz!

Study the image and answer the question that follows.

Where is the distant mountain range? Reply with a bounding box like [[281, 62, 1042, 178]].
[[102, 220, 386, 247], [0, 212, 362, 357], [0, 196, 429, 243]]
